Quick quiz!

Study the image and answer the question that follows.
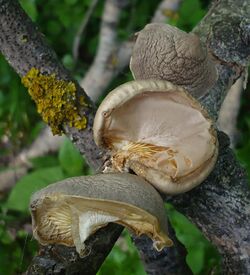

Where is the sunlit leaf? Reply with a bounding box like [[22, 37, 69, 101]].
[[20, 0, 38, 21], [59, 138, 84, 176], [6, 167, 65, 212]]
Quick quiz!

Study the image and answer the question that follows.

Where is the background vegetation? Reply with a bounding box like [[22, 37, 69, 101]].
[[0, 0, 249, 274]]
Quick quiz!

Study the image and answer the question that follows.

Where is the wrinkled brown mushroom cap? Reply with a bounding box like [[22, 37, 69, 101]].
[[93, 80, 218, 194], [30, 173, 172, 255], [130, 23, 218, 98]]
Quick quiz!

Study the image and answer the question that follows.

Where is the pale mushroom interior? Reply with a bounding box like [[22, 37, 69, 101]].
[[103, 92, 215, 179], [32, 194, 172, 256]]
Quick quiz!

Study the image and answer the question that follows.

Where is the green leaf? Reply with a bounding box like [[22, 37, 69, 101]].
[[62, 54, 75, 71], [186, 243, 205, 274], [98, 231, 145, 275], [59, 138, 84, 176], [177, 0, 206, 31], [30, 155, 59, 169], [165, 204, 221, 274], [20, 0, 38, 21], [6, 166, 65, 212]]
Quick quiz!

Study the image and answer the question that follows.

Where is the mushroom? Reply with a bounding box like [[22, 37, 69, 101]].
[[130, 23, 218, 98], [93, 80, 218, 195], [30, 173, 172, 256]]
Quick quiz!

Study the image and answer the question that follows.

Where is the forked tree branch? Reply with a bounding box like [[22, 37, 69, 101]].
[[0, 0, 249, 274]]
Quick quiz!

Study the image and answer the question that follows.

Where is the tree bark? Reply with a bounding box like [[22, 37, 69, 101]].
[[145, 0, 250, 273], [168, 132, 250, 274], [0, 0, 249, 274]]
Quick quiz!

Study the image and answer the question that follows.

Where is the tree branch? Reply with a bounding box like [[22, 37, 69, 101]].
[[133, 222, 192, 275], [80, 0, 129, 102], [0, 0, 103, 169], [164, 0, 250, 273], [136, 0, 250, 273], [168, 132, 250, 274]]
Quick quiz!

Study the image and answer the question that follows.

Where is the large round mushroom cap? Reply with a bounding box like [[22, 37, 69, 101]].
[[30, 173, 172, 255], [130, 23, 218, 98], [93, 80, 218, 194]]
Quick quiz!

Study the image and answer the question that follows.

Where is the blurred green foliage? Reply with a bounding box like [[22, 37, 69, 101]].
[[0, 0, 249, 274]]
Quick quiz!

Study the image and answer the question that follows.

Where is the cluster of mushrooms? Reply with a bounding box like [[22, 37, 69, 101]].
[[30, 24, 218, 256]]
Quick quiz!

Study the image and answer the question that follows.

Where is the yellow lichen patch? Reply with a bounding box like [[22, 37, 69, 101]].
[[22, 68, 88, 135]]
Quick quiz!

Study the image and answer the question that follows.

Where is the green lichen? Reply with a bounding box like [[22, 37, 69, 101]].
[[22, 68, 87, 135]]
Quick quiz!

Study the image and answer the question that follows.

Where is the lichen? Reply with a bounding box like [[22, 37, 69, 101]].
[[22, 68, 88, 135]]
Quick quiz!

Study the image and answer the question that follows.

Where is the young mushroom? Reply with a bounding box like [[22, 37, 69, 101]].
[[30, 173, 172, 256], [93, 80, 218, 195], [130, 23, 218, 98]]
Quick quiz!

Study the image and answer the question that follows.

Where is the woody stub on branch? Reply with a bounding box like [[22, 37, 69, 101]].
[[0, 0, 249, 274]]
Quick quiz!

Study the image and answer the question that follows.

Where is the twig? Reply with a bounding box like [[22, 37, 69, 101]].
[[80, 0, 127, 102], [72, 0, 99, 61], [217, 77, 244, 147]]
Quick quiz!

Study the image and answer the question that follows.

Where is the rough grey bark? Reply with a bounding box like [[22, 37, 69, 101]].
[[195, 0, 250, 120], [26, 224, 123, 275], [0, 0, 249, 274], [132, 0, 250, 272], [168, 132, 250, 274]]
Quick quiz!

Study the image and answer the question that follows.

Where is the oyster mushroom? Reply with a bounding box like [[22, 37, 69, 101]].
[[93, 80, 218, 194], [30, 173, 172, 256], [130, 23, 218, 98]]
